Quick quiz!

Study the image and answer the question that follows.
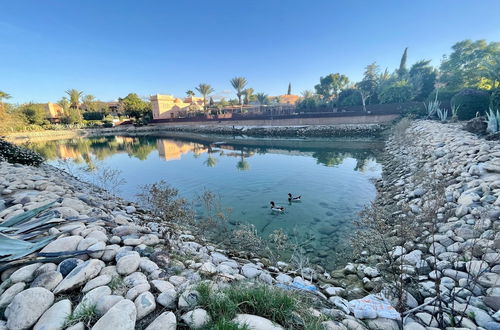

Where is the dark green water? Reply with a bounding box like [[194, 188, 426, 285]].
[[25, 133, 383, 267]]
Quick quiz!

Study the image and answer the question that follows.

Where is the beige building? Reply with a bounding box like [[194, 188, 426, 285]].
[[45, 102, 64, 120], [151, 94, 204, 120]]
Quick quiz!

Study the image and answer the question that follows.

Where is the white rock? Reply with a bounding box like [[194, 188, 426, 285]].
[[10, 263, 42, 283], [125, 283, 151, 300], [134, 291, 156, 320], [145, 311, 176, 330], [54, 259, 104, 294], [82, 275, 112, 292], [0, 282, 26, 308], [5, 287, 54, 330], [30, 271, 63, 291], [74, 286, 112, 315], [233, 314, 283, 330], [95, 295, 123, 316], [41, 236, 83, 253], [199, 262, 217, 275], [151, 280, 175, 293], [157, 289, 177, 309], [33, 299, 72, 330], [181, 308, 211, 329], [91, 299, 136, 330], [116, 252, 140, 275]]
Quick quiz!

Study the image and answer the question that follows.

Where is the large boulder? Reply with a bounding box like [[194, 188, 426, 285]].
[[5, 287, 55, 329], [33, 299, 72, 330], [91, 299, 136, 330], [233, 314, 284, 330], [54, 259, 104, 294], [145, 312, 176, 330]]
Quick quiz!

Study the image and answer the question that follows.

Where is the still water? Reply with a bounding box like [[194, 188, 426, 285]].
[[25, 133, 383, 267]]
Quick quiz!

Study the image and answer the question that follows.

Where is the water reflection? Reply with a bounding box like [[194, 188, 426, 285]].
[[27, 135, 380, 174]]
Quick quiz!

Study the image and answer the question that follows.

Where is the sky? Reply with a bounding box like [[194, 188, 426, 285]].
[[1, 0, 500, 104]]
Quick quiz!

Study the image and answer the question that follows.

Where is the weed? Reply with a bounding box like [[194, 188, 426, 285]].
[[64, 303, 98, 328], [108, 276, 124, 292]]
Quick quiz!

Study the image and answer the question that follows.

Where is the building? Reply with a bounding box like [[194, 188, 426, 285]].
[[271, 94, 300, 105], [151, 94, 204, 120], [45, 102, 64, 121]]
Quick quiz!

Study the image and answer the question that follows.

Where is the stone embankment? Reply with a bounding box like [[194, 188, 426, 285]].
[[0, 119, 498, 329]]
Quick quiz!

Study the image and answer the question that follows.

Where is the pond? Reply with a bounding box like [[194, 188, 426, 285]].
[[24, 133, 384, 268]]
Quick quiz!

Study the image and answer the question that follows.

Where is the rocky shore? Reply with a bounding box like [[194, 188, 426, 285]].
[[0, 119, 498, 329]]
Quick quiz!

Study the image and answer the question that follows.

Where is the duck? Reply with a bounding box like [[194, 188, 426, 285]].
[[288, 193, 301, 202], [270, 201, 285, 212]]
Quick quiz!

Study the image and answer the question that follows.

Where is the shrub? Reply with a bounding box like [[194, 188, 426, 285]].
[[0, 139, 44, 166], [451, 88, 490, 120], [490, 89, 500, 111], [82, 112, 104, 120], [427, 89, 458, 103], [102, 121, 113, 128], [338, 88, 362, 106], [379, 81, 413, 104]]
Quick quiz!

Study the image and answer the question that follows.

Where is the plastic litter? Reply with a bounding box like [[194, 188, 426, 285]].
[[348, 293, 401, 320]]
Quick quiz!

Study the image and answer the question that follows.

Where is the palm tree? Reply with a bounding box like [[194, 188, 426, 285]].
[[230, 77, 247, 107], [186, 90, 195, 97], [255, 93, 268, 111], [82, 94, 95, 111], [204, 155, 218, 167], [0, 90, 12, 111], [301, 90, 314, 99], [195, 84, 214, 111], [65, 89, 83, 110], [242, 88, 254, 105], [58, 97, 70, 115]]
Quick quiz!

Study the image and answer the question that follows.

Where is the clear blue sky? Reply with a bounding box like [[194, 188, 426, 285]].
[[2, 0, 499, 104]]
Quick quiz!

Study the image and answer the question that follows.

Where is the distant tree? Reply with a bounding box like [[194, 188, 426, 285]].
[[483, 51, 500, 89], [397, 47, 408, 78], [57, 97, 70, 114], [82, 94, 98, 112], [0, 90, 11, 111], [195, 83, 214, 110], [243, 88, 254, 104], [230, 77, 247, 106], [301, 90, 314, 98], [356, 62, 380, 110], [209, 97, 214, 107], [65, 89, 83, 109], [409, 60, 437, 101], [255, 93, 268, 111], [379, 80, 413, 103], [19, 103, 46, 125], [287, 82, 292, 95], [186, 90, 195, 97], [314, 73, 350, 100], [440, 40, 499, 90], [120, 93, 151, 120]]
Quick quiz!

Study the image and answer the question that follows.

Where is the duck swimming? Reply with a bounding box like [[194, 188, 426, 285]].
[[288, 193, 301, 202], [270, 201, 285, 212]]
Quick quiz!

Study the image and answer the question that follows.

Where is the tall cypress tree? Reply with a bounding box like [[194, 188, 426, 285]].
[[398, 47, 408, 78], [287, 82, 292, 95]]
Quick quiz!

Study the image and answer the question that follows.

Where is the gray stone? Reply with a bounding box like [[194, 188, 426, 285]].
[[181, 308, 211, 329], [74, 286, 112, 315], [233, 314, 283, 329], [41, 236, 83, 253], [151, 280, 175, 293], [134, 291, 156, 320], [33, 299, 72, 330], [116, 252, 140, 276], [91, 299, 136, 330], [145, 312, 176, 330], [241, 264, 261, 278], [95, 295, 123, 316], [82, 275, 112, 292], [30, 271, 63, 291], [5, 287, 54, 330], [125, 283, 151, 301], [0, 282, 25, 308], [54, 259, 104, 294], [363, 317, 399, 330], [321, 320, 348, 330], [10, 263, 42, 283], [157, 289, 178, 309], [57, 258, 82, 277]]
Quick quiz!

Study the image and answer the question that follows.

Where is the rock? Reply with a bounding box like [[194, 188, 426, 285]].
[[0, 282, 25, 308], [74, 286, 112, 315], [465, 260, 489, 276], [181, 308, 211, 329], [125, 206, 136, 214], [125, 283, 151, 300], [199, 262, 217, 275], [178, 289, 200, 309], [123, 272, 148, 288], [363, 267, 379, 278], [91, 299, 136, 330], [328, 296, 350, 314], [325, 287, 345, 297], [82, 275, 112, 292], [478, 272, 500, 288], [41, 236, 83, 253], [276, 273, 293, 284], [116, 252, 140, 276], [5, 287, 54, 330], [57, 258, 82, 277], [10, 263, 42, 283], [233, 314, 283, 330], [322, 320, 348, 330], [66, 322, 85, 330], [95, 295, 123, 316], [483, 296, 500, 311], [169, 275, 186, 286], [151, 280, 175, 293], [141, 234, 159, 246], [134, 291, 156, 320], [363, 317, 399, 330], [259, 272, 273, 284], [54, 259, 104, 294], [157, 289, 177, 309], [145, 311, 176, 330], [241, 264, 261, 278], [33, 299, 72, 330], [30, 271, 63, 291], [85, 230, 108, 242]]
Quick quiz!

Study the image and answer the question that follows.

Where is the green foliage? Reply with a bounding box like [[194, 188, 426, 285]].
[[0, 139, 45, 166], [196, 83, 215, 109], [409, 60, 437, 101], [397, 47, 408, 78], [287, 82, 292, 95], [196, 282, 324, 329], [379, 80, 413, 103], [451, 88, 490, 120], [230, 77, 248, 105], [120, 93, 151, 120], [338, 88, 362, 106], [440, 39, 499, 90], [19, 103, 46, 125], [65, 89, 83, 109], [314, 73, 349, 99], [490, 89, 500, 110], [63, 108, 83, 124], [242, 88, 254, 105], [186, 90, 195, 97], [64, 303, 98, 328], [83, 112, 104, 121], [255, 93, 269, 105], [427, 89, 458, 103]]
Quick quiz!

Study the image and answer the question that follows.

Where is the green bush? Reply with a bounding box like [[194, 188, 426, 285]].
[[338, 88, 362, 106], [379, 81, 413, 104], [102, 121, 114, 128], [490, 89, 500, 111], [427, 89, 458, 103], [0, 139, 44, 166], [451, 88, 490, 120], [83, 112, 104, 120]]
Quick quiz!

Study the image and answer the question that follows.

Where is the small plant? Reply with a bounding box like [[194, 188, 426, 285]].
[[64, 303, 98, 328], [424, 90, 441, 118], [485, 108, 500, 133], [451, 103, 461, 121], [436, 108, 448, 122], [108, 276, 124, 291]]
